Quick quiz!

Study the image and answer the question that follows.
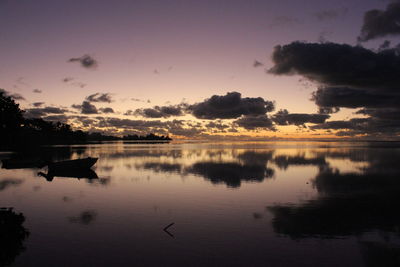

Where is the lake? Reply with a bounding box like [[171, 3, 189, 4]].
[[1, 141, 400, 266]]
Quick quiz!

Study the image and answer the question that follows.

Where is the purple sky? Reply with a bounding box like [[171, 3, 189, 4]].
[[0, 0, 397, 139]]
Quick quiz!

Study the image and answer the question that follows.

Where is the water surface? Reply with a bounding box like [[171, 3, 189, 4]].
[[1, 141, 400, 266]]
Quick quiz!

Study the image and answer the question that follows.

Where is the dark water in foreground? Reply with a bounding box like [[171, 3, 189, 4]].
[[1, 141, 400, 266]]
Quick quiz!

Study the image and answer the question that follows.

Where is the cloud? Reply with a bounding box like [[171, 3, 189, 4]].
[[81, 101, 98, 114], [205, 121, 231, 131], [124, 110, 134, 116], [68, 54, 98, 69], [99, 107, 114, 114], [32, 102, 44, 107], [72, 101, 98, 114], [133, 104, 187, 118], [268, 41, 400, 137], [32, 89, 42, 93], [85, 93, 113, 103], [268, 42, 400, 90], [234, 115, 275, 130], [63, 77, 74, 83], [358, 1, 400, 42], [313, 7, 348, 21], [24, 106, 69, 118], [42, 115, 69, 123], [62, 77, 87, 88], [189, 92, 275, 120], [0, 89, 25, 101], [271, 109, 330, 126], [311, 87, 400, 113], [310, 118, 369, 130], [253, 60, 264, 67], [73, 116, 205, 138]]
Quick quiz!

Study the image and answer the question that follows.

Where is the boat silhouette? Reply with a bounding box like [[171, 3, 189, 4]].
[[38, 157, 99, 181]]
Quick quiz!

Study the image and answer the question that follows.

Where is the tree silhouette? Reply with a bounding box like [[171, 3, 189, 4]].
[[0, 208, 30, 266], [0, 90, 24, 147]]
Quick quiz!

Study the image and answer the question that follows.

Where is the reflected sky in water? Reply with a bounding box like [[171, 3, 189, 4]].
[[1, 141, 400, 266]]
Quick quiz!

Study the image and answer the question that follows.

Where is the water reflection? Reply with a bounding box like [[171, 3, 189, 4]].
[[187, 162, 274, 188], [0, 208, 29, 266], [268, 147, 400, 266], [0, 178, 23, 191], [1, 141, 400, 266], [68, 210, 98, 225], [38, 169, 98, 182], [269, 148, 400, 239]]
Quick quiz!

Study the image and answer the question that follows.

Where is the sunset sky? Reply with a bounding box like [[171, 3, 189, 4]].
[[1, 0, 399, 139]]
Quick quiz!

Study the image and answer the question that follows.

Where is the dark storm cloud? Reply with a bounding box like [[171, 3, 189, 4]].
[[72, 101, 98, 114], [313, 7, 348, 21], [269, 42, 400, 90], [310, 118, 370, 130], [133, 104, 187, 118], [0, 89, 25, 101], [308, 117, 400, 137], [234, 115, 275, 130], [85, 93, 113, 103], [311, 87, 400, 113], [268, 41, 400, 137], [68, 54, 98, 69], [272, 109, 330, 126], [356, 108, 400, 121], [32, 89, 42, 93], [358, 1, 400, 42], [189, 92, 275, 120], [99, 107, 114, 114]]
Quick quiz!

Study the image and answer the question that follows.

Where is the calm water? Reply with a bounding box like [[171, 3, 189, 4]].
[[1, 141, 400, 266]]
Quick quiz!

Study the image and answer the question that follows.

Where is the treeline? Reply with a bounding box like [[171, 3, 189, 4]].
[[87, 132, 171, 141], [0, 91, 171, 150]]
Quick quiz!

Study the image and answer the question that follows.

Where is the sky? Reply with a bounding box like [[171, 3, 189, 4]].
[[1, 0, 399, 139]]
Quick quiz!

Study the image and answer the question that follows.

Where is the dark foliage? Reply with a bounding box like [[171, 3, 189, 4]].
[[0, 90, 171, 150]]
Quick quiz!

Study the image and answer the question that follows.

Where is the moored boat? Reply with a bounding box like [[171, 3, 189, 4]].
[[48, 157, 98, 171]]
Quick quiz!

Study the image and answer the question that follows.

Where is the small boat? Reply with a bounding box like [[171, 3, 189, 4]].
[[48, 157, 98, 171]]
